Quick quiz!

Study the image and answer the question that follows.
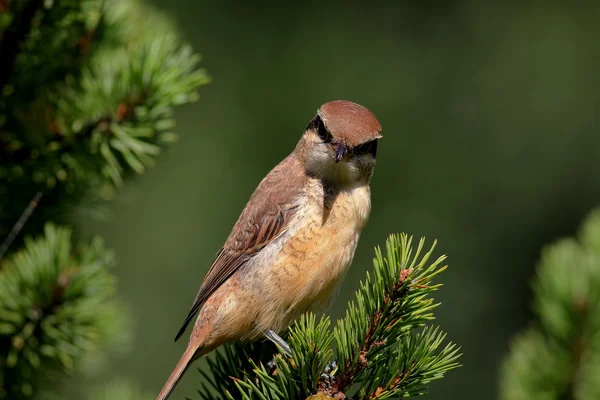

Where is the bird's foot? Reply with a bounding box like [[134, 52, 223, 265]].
[[264, 329, 292, 357]]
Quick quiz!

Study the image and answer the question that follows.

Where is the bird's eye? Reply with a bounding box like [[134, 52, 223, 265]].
[[307, 115, 331, 143], [317, 120, 331, 142], [308, 116, 330, 143], [355, 139, 378, 157]]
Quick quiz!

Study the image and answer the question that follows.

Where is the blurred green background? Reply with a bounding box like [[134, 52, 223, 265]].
[[78, 1, 600, 398]]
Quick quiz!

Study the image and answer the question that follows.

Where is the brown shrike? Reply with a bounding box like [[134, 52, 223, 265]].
[[157, 100, 382, 400]]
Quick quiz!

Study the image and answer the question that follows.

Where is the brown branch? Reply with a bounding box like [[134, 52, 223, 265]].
[[0, 0, 11, 13], [0, 191, 43, 263]]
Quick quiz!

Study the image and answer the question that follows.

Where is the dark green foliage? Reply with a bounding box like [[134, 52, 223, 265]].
[[0, 0, 99, 103], [0, 224, 128, 399], [197, 234, 461, 399], [0, 0, 209, 240], [196, 341, 279, 400], [0, 0, 207, 398], [500, 209, 600, 400]]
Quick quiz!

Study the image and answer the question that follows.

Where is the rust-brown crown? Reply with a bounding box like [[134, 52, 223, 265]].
[[316, 100, 382, 147]]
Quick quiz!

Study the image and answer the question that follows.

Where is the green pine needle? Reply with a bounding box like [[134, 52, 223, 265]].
[[196, 233, 461, 400], [0, 224, 128, 400], [500, 208, 600, 400], [0, 1, 210, 398], [0, 0, 210, 239]]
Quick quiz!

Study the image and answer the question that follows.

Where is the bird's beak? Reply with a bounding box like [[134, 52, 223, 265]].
[[334, 142, 348, 163]]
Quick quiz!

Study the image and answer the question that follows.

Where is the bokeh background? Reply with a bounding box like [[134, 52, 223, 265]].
[[77, 1, 600, 398]]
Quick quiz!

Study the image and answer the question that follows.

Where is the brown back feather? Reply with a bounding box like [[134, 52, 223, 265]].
[[174, 154, 306, 341]]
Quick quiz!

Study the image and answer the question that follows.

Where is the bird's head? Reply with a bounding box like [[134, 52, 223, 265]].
[[296, 100, 382, 186]]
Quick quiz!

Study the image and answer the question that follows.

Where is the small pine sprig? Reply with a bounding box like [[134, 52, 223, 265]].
[[326, 234, 460, 399], [0, 0, 210, 240], [500, 209, 600, 400], [0, 224, 129, 400], [229, 315, 335, 400], [197, 234, 461, 400], [1, 0, 210, 189], [196, 341, 278, 400]]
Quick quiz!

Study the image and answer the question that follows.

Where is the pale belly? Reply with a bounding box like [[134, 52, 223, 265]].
[[250, 183, 371, 334]]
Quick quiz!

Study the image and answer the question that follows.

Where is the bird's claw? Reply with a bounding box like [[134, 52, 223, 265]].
[[264, 329, 292, 357]]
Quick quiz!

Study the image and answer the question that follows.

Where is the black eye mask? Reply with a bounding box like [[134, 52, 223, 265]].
[[307, 115, 332, 143], [353, 139, 378, 158]]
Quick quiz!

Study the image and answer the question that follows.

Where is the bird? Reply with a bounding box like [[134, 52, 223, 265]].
[[157, 100, 382, 400]]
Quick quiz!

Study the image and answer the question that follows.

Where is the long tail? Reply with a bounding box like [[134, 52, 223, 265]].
[[157, 347, 199, 400]]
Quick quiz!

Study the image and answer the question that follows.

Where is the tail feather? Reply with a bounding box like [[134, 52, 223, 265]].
[[157, 347, 198, 400]]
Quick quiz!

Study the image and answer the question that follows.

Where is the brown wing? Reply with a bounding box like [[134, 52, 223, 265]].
[[174, 154, 306, 341]]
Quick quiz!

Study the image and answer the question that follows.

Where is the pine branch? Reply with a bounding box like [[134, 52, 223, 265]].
[[0, 1, 209, 398], [500, 208, 600, 400], [0, 224, 129, 400], [197, 341, 278, 400], [195, 234, 461, 400], [0, 0, 209, 242], [0, 191, 42, 263], [1, 0, 208, 183], [0, 0, 102, 115]]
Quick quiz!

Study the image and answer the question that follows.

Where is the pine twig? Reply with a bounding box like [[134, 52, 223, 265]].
[[0, 190, 42, 262], [199, 234, 461, 400], [0, 224, 128, 400], [500, 208, 600, 400]]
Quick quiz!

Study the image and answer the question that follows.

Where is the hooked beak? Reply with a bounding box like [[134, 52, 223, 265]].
[[334, 142, 348, 163]]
